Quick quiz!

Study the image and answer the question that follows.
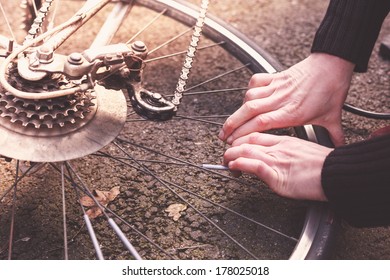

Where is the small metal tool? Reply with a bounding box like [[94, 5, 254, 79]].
[[201, 164, 229, 170]]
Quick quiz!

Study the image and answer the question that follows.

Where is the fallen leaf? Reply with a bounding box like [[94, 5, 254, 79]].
[[86, 207, 103, 219], [80, 186, 120, 218], [79, 196, 96, 207], [15, 237, 31, 243], [102, 186, 120, 201], [93, 189, 109, 205], [165, 203, 187, 221]]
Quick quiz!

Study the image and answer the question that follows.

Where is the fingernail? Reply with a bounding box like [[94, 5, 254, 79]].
[[218, 130, 225, 140]]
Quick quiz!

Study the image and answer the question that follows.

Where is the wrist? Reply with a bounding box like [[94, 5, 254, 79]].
[[308, 52, 355, 75]]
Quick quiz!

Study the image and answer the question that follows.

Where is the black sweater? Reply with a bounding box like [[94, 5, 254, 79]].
[[312, 0, 390, 227], [312, 0, 390, 72], [322, 134, 390, 227]]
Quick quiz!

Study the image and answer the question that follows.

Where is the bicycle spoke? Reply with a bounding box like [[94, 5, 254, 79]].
[[0, 1, 16, 42], [60, 163, 69, 260], [174, 114, 223, 126], [31, 0, 38, 16], [7, 161, 20, 260], [184, 64, 250, 92], [109, 139, 299, 242], [148, 27, 192, 55], [50, 162, 174, 259], [182, 87, 248, 97], [58, 162, 143, 260], [94, 153, 188, 167], [103, 206, 176, 259], [46, 0, 60, 31], [126, 114, 229, 124], [0, 164, 36, 202], [145, 42, 224, 63], [113, 141, 260, 259], [63, 163, 104, 260], [126, 8, 167, 44], [116, 137, 255, 187], [99, 149, 298, 243]]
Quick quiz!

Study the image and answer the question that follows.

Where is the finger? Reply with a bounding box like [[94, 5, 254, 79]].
[[230, 132, 284, 147], [223, 143, 275, 165], [244, 87, 274, 103], [325, 123, 345, 147], [248, 73, 274, 88], [228, 157, 277, 187], [225, 110, 288, 144], [219, 98, 278, 142]]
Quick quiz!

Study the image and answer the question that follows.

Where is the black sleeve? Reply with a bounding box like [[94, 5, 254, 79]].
[[321, 133, 390, 227], [311, 0, 390, 72]]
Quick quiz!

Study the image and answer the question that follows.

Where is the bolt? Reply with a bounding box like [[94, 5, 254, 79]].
[[37, 45, 54, 63], [152, 92, 162, 100], [6, 39, 14, 56], [131, 41, 147, 52], [119, 67, 130, 77], [68, 53, 83, 65]]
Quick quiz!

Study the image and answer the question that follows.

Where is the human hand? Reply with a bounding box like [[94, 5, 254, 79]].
[[223, 133, 333, 201], [218, 53, 355, 146]]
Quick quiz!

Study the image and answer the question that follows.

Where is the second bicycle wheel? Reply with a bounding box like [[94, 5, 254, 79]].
[[0, 0, 337, 260]]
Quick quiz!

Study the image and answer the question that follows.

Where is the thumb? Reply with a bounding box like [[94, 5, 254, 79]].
[[248, 72, 274, 88], [326, 123, 345, 147]]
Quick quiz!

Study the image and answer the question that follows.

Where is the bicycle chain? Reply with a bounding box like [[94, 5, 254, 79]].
[[18, 0, 209, 115], [22, 0, 54, 44], [8, 1, 97, 131], [171, 0, 209, 107]]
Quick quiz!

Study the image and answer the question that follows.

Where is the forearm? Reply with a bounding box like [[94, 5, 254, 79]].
[[311, 0, 390, 72], [321, 133, 390, 227]]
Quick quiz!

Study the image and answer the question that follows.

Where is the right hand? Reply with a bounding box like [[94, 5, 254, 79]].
[[218, 53, 355, 147], [223, 132, 333, 201]]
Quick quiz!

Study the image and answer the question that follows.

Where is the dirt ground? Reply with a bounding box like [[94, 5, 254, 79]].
[[0, 0, 389, 260]]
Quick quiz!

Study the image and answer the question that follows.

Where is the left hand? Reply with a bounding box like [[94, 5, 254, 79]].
[[223, 132, 333, 201], [218, 54, 355, 147]]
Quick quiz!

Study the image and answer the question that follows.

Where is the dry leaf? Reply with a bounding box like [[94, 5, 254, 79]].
[[93, 189, 109, 205], [102, 186, 120, 201], [86, 207, 103, 219], [165, 203, 187, 221], [80, 186, 120, 218], [79, 196, 96, 207]]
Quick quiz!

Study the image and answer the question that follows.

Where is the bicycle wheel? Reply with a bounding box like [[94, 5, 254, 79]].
[[0, 0, 337, 260]]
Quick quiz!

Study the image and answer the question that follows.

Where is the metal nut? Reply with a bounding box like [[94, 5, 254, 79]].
[[36, 45, 54, 63], [131, 41, 147, 52], [68, 53, 84, 65]]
